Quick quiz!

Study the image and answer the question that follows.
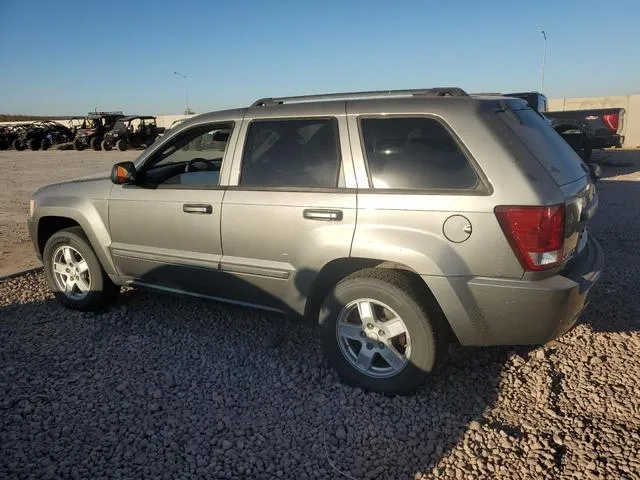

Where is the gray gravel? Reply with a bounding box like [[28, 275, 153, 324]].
[[1, 152, 640, 479]]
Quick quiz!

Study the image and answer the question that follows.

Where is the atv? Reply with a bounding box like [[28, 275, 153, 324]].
[[101, 116, 165, 151], [17, 121, 75, 151], [73, 111, 125, 151]]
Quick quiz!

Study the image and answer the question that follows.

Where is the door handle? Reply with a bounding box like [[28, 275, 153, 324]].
[[303, 209, 343, 221], [183, 204, 212, 214]]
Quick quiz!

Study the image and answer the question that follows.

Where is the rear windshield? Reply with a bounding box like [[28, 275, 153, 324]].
[[500, 105, 586, 186]]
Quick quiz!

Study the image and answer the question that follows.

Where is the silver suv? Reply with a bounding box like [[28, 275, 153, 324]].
[[28, 88, 604, 394]]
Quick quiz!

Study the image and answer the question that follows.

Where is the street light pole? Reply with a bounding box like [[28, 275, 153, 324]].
[[173, 71, 190, 114], [540, 30, 547, 94]]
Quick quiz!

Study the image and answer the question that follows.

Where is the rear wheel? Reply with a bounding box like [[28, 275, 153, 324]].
[[116, 139, 128, 151], [101, 140, 112, 151], [12, 139, 24, 151], [319, 269, 446, 394], [90, 137, 101, 151], [28, 138, 40, 151], [43, 227, 119, 311], [73, 137, 85, 151], [40, 138, 51, 150], [0, 139, 8, 150]]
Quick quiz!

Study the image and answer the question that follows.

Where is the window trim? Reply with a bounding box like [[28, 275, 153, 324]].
[[238, 116, 344, 189], [356, 114, 492, 195]]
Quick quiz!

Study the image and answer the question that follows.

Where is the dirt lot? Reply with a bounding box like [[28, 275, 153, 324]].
[[0, 149, 639, 479], [0, 150, 138, 277]]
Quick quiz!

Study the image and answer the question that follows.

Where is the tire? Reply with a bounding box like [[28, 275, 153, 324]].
[[40, 138, 51, 150], [101, 140, 112, 151], [73, 138, 85, 151], [90, 137, 101, 151], [116, 139, 127, 151], [43, 227, 119, 311], [319, 269, 446, 394], [28, 138, 40, 151], [12, 139, 25, 151], [0, 139, 8, 150]]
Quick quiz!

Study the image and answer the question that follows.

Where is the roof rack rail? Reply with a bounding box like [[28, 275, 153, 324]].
[[251, 87, 468, 107]]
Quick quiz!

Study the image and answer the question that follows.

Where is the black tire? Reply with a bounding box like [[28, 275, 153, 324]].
[[73, 137, 85, 151], [581, 137, 593, 163], [43, 227, 119, 311], [101, 140, 112, 151], [319, 269, 446, 394], [28, 138, 40, 151], [0, 139, 8, 150], [40, 138, 51, 150], [90, 137, 101, 151], [12, 139, 25, 151], [116, 139, 127, 151]]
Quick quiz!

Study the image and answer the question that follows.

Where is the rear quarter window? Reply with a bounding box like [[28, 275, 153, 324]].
[[359, 117, 481, 191]]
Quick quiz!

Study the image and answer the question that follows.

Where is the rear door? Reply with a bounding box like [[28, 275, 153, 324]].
[[219, 104, 357, 313]]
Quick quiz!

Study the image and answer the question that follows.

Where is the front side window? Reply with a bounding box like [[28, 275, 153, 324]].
[[359, 117, 479, 191], [240, 118, 341, 188], [141, 122, 233, 186]]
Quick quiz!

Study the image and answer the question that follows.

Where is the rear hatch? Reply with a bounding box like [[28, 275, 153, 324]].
[[497, 100, 597, 266]]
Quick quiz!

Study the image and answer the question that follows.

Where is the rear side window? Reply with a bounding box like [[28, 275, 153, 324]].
[[501, 107, 586, 186], [240, 118, 341, 188], [359, 117, 480, 191]]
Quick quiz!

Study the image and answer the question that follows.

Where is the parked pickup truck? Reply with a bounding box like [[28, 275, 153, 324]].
[[506, 92, 625, 160]]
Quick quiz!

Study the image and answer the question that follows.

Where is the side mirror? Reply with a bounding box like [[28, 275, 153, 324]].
[[111, 161, 137, 185]]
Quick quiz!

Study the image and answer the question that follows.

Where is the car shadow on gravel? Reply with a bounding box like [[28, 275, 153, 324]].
[[0, 270, 511, 480], [580, 174, 640, 334]]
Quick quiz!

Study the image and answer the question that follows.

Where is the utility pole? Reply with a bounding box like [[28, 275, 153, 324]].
[[540, 30, 547, 93], [173, 71, 191, 115]]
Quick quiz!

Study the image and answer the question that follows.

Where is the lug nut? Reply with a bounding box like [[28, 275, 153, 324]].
[[367, 323, 374, 330], [378, 342, 385, 348], [360, 331, 366, 338], [366, 343, 373, 350], [378, 329, 385, 336]]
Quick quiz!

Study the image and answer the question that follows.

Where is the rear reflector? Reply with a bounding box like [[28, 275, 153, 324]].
[[495, 204, 565, 271], [602, 113, 619, 133]]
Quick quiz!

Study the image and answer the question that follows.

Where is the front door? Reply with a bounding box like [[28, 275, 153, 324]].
[[108, 119, 239, 294], [219, 107, 357, 313]]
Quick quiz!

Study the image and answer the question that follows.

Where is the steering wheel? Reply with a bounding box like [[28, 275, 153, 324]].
[[185, 158, 216, 173]]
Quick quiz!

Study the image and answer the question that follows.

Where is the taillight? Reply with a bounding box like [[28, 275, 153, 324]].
[[495, 204, 565, 271], [602, 113, 619, 133]]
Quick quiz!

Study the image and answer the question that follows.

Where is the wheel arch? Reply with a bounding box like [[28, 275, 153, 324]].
[[302, 257, 457, 342], [36, 211, 117, 277]]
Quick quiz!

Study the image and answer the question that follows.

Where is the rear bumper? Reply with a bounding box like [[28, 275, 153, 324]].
[[593, 134, 623, 149], [429, 235, 604, 346]]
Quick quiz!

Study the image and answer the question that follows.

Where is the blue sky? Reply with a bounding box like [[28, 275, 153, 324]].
[[0, 0, 638, 115]]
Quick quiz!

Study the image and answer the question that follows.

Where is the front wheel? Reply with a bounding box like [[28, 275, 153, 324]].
[[40, 138, 51, 150], [116, 139, 127, 151], [12, 139, 25, 151], [90, 137, 101, 151], [319, 269, 446, 394], [101, 140, 112, 151], [43, 227, 120, 311]]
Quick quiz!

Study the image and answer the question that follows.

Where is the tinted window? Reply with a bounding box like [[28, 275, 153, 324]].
[[240, 118, 341, 188], [501, 107, 586, 186], [360, 117, 479, 190]]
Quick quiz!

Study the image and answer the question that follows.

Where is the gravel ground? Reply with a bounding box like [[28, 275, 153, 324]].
[[0, 150, 137, 277], [1, 151, 639, 479]]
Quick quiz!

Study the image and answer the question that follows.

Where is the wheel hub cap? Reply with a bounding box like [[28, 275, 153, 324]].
[[336, 298, 411, 378], [51, 245, 91, 300]]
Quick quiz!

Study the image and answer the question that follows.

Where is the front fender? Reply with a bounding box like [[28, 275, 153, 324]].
[[33, 187, 117, 276]]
